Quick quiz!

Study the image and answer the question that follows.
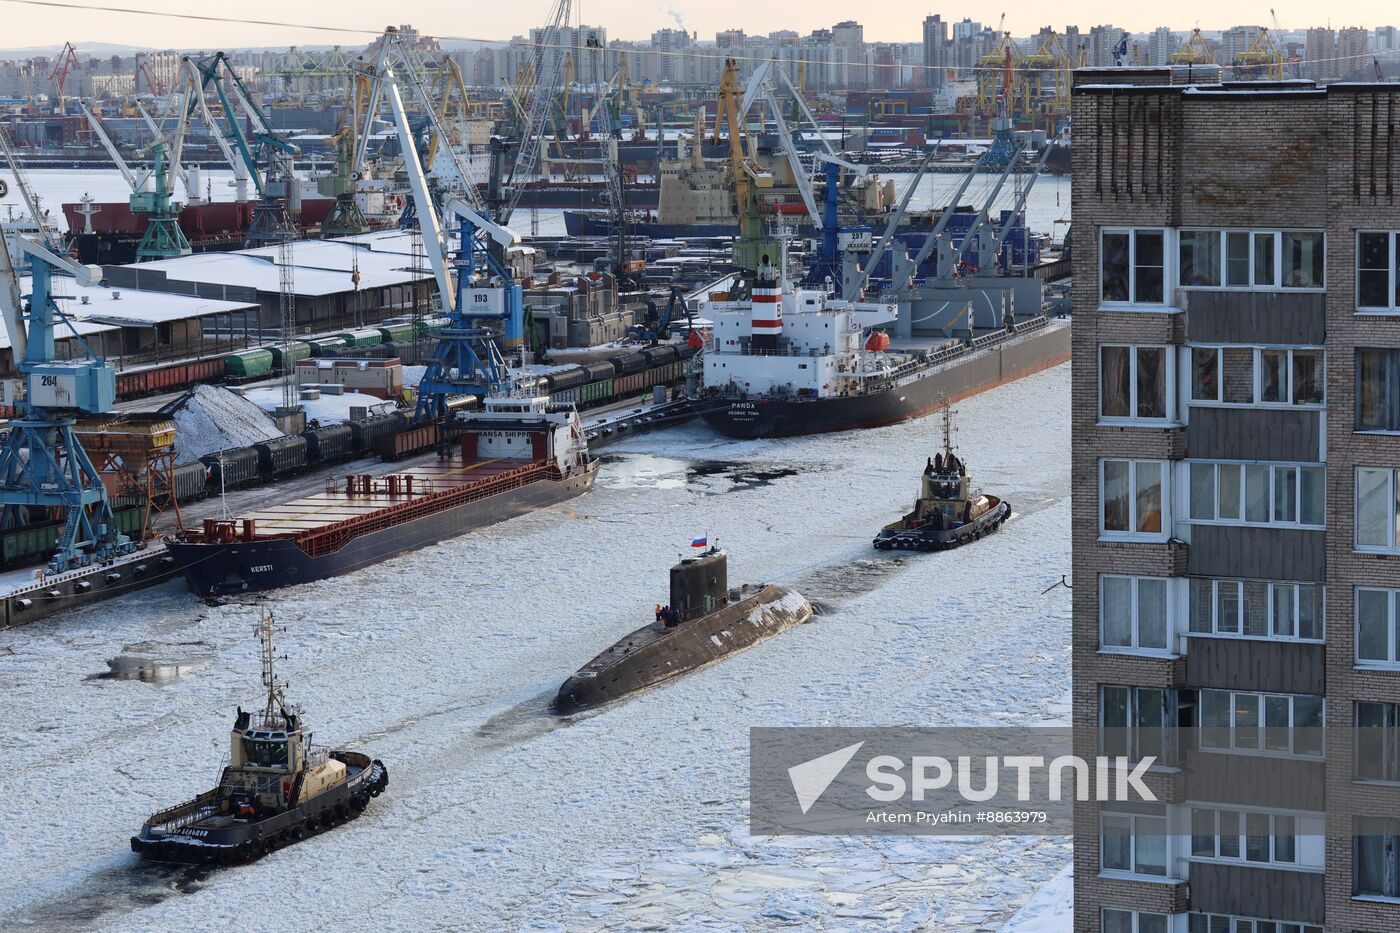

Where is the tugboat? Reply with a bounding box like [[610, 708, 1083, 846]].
[[554, 545, 812, 713], [873, 403, 1009, 551], [131, 609, 388, 864]]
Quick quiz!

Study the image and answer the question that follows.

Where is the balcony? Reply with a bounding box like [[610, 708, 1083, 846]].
[[1188, 861, 1324, 925], [1185, 407, 1322, 463], [1185, 526, 1325, 581], [1182, 290, 1325, 346], [1185, 636, 1325, 695], [1184, 748, 1325, 812]]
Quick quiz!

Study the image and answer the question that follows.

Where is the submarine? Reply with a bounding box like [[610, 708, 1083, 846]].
[[553, 547, 813, 713]]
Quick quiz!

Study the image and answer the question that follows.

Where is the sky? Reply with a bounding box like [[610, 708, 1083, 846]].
[[0, 0, 1396, 52]]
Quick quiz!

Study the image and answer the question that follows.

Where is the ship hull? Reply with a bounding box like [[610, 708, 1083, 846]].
[[168, 462, 597, 596], [698, 321, 1069, 439], [131, 753, 387, 865], [873, 500, 1011, 551], [554, 584, 811, 714]]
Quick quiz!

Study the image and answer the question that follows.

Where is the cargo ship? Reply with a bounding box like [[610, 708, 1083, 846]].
[[693, 254, 1068, 439], [165, 395, 596, 595], [131, 608, 388, 865], [554, 547, 812, 713]]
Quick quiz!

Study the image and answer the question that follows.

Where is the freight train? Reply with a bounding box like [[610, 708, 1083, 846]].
[[169, 346, 696, 502]]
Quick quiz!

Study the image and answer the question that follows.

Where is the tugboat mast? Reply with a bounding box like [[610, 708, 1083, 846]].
[[257, 608, 288, 724], [939, 395, 958, 461]]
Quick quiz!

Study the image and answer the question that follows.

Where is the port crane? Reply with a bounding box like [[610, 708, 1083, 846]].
[[500, 0, 572, 223], [0, 123, 61, 251], [47, 42, 80, 114], [77, 100, 191, 261], [381, 63, 523, 420], [0, 234, 134, 572]]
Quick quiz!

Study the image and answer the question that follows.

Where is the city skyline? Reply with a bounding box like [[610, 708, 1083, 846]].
[[1, 0, 1399, 53]]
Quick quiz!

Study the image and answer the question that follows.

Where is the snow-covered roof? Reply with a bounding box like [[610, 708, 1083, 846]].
[[132, 248, 431, 297], [35, 277, 257, 326]]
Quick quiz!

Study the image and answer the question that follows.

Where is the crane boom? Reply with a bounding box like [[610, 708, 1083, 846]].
[[0, 124, 60, 250], [79, 101, 139, 191], [502, 0, 571, 223]]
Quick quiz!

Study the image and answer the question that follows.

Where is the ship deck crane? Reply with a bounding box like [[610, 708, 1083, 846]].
[[0, 234, 134, 572], [714, 58, 778, 282], [381, 63, 522, 421]]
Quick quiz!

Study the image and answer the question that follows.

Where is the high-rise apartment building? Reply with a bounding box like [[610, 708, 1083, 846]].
[[1336, 27, 1370, 77], [923, 15, 949, 89], [1072, 69, 1400, 933], [1147, 28, 1179, 66], [1305, 28, 1337, 79]]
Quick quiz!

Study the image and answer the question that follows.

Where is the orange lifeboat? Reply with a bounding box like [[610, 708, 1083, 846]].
[[865, 331, 891, 352]]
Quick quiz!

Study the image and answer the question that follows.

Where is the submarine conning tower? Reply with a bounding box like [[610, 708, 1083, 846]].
[[670, 549, 729, 622]]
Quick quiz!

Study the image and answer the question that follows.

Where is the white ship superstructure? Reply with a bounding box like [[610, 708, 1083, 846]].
[[701, 257, 899, 401]]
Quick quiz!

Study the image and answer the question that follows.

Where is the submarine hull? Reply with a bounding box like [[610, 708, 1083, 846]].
[[554, 584, 812, 713]]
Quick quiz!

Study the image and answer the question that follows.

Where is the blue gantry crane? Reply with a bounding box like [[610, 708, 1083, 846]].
[[0, 234, 134, 572], [381, 61, 524, 422]]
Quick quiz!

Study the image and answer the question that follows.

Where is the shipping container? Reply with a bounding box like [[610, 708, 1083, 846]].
[[253, 435, 309, 478], [302, 423, 354, 464]]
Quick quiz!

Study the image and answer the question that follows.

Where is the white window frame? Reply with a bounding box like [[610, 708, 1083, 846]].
[[1198, 689, 1324, 759], [1100, 810, 1173, 879], [1356, 230, 1400, 313], [1099, 345, 1176, 424], [1355, 587, 1400, 669], [1252, 347, 1325, 408], [1100, 227, 1170, 308], [1188, 578, 1324, 643], [1356, 467, 1400, 554], [1188, 911, 1322, 933], [1186, 461, 1325, 529], [1177, 229, 1326, 293], [1102, 907, 1174, 933], [1189, 806, 1309, 868], [1100, 459, 1169, 541], [1100, 575, 1175, 655]]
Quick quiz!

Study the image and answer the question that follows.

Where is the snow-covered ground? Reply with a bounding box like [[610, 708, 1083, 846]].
[[0, 364, 1071, 932]]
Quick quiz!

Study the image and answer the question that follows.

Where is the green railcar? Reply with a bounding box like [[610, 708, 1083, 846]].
[[338, 328, 384, 348], [224, 348, 275, 379], [307, 336, 347, 355], [377, 323, 415, 344], [581, 378, 614, 406], [269, 341, 312, 369]]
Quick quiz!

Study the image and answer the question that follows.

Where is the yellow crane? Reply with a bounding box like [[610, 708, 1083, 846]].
[[1169, 28, 1217, 65], [711, 58, 776, 278], [1234, 27, 1284, 80]]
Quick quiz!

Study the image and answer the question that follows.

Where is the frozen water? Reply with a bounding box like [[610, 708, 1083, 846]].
[[0, 363, 1072, 931]]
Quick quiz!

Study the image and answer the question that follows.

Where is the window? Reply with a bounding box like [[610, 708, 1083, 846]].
[[1191, 347, 1220, 402], [1357, 702, 1400, 782], [1188, 462, 1324, 528], [1358, 231, 1400, 311], [1100, 346, 1171, 421], [1102, 810, 1169, 876], [1102, 229, 1166, 305], [1188, 912, 1321, 933], [1191, 806, 1299, 865], [1357, 467, 1400, 551], [1256, 349, 1322, 406], [1101, 460, 1165, 537], [1188, 579, 1323, 641], [1355, 816, 1400, 898], [1101, 686, 1173, 764], [1180, 229, 1222, 287], [1357, 348, 1400, 431], [1356, 587, 1400, 666], [1101, 576, 1171, 652], [1177, 230, 1324, 290], [1104, 909, 1170, 933], [1199, 690, 1323, 757]]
